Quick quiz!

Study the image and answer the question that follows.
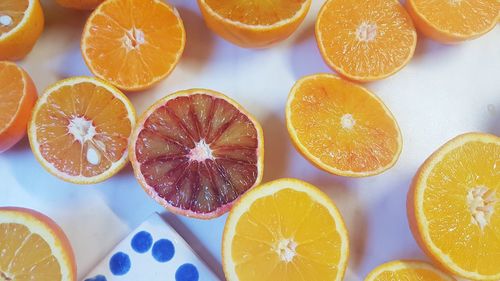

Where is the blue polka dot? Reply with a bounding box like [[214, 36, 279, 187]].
[[131, 231, 153, 253], [151, 239, 175, 262], [84, 275, 107, 281], [109, 252, 131, 276], [175, 263, 199, 281]]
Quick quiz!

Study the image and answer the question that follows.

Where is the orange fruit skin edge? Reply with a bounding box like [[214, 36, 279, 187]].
[[407, 132, 500, 281], [197, 0, 312, 48], [364, 260, 457, 281], [129, 88, 265, 219], [0, 64, 37, 153], [28, 76, 136, 185], [406, 0, 498, 44], [286, 74, 403, 177], [0, 206, 77, 281], [314, 0, 417, 82], [221, 178, 350, 281], [80, 1, 186, 92], [0, 0, 44, 61]]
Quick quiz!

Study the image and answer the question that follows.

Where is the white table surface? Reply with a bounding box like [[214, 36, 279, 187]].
[[1, 0, 499, 280]]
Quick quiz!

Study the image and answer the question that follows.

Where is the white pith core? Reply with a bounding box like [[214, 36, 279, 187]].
[[356, 22, 377, 42], [275, 239, 297, 263], [0, 15, 13, 26], [68, 116, 101, 165], [449, 0, 462, 5], [467, 186, 497, 231], [189, 140, 214, 162], [341, 114, 356, 129], [124, 28, 145, 50], [0, 271, 12, 281]]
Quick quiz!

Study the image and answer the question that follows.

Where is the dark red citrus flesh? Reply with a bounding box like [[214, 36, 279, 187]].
[[135, 93, 260, 215]]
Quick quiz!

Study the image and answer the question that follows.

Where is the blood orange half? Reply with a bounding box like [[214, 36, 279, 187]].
[[130, 89, 264, 219]]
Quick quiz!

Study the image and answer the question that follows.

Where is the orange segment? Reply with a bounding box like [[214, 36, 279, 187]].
[[315, 0, 417, 82], [286, 74, 402, 177], [365, 260, 456, 281], [130, 89, 264, 219], [57, 0, 104, 10], [222, 178, 349, 281], [197, 0, 311, 48], [0, 207, 76, 281], [81, 0, 185, 91], [407, 0, 500, 43], [0, 61, 37, 152], [408, 133, 500, 280], [0, 0, 44, 60], [28, 76, 136, 184]]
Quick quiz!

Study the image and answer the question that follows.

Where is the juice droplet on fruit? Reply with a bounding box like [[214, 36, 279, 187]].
[[275, 239, 297, 262], [356, 22, 377, 42], [467, 186, 497, 230], [0, 15, 12, 26], [341, 114, 356, 129]]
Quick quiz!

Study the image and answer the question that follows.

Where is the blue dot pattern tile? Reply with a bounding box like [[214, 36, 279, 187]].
[[152, 239, 175, 263], [131, 231, 153, 253], [109, 252, 131, 276], [84, 275, 107, 281], [175, 263, 199, 281]]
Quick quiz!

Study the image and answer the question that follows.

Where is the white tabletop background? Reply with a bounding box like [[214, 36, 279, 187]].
[[1, 0, 499, 280]]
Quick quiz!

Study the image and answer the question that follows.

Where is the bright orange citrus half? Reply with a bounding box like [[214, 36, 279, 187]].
[[0, 207, 76, 281], [0, 0, 44, 60], [316, 0, 417, 82], [286, 74, 402, 177], [28, 76, 136, 184], [365, 260, 456, 281], [222, 178, 349, 281], [408, 133, 500, 280], [81, 0, 186, 91], [130, 89, 264, 219], [197, 0, 311, 48], [0, 61, 37, 152]]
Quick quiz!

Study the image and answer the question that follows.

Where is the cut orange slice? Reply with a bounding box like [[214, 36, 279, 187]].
[[0, 207, 76, 281], [0, 0, 44, 60], [57, 0, 104, 10], [197, 0, 311, 48], [316, 0, 417, 82], [222, 178, 349, 281], [286, 74, 402, 177], [130, 89, 264, 219], [408, 133, 500, 280], [81, 0, 186, 91], [0, 61, 37, 152], [28, 76, 136, 184], [365, 260, 456, 281], [407, 0, 500, 43]]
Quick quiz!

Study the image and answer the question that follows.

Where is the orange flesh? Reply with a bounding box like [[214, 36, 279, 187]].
[[289, 76, 400, 174], [317, 0, 416, 80], [232, 188, 342, 280], [422, 141, 500, 275], [411, 0, 500, 36], [82, 0, 184, 89], [0, 223, 62, 281], [34, 82, 132, 177], [135, 93, 260, 214], [372, 267, 449, 280], [0, 0, 28, 35], [203, 0, 307, 25], [0, 63, 23, 133]]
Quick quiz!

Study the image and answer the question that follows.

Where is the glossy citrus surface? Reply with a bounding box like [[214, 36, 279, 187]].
[[286, 74, 402, 177], [365, 260, 455, 281], [28, 77, 136, 184], [130, 89, 264, 219], [81, 0, 185, 91], [316, 0, 416, 81], [409, 133, 500, 280], [223, 178, 349, 281]]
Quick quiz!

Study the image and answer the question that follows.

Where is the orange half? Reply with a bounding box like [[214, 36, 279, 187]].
[[286, 74, 402, 177], [81, 0, 186, 91], [365, 260, 456, 281]]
